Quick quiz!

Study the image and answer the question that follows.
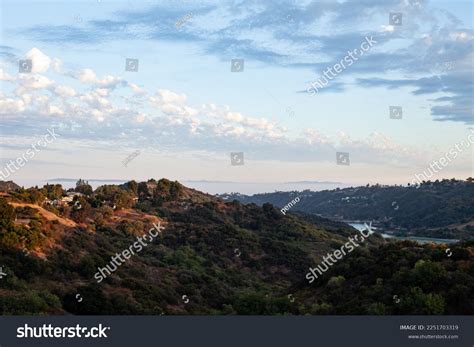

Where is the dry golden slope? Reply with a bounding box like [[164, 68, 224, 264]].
[[9, 202, 77, 227]]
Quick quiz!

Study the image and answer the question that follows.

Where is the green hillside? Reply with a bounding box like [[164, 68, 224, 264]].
[[0, 179, 472, 315]]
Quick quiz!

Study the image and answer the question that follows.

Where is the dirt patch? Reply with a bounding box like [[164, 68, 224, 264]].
[[9, 202, 77, 228], [113, 208, 160, 224]]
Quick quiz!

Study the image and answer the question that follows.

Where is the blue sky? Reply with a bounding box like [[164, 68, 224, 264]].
[[0, 0, 472, 193]]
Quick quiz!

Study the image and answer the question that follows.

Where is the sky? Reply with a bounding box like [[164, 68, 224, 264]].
[[0, 0, 473, 194]]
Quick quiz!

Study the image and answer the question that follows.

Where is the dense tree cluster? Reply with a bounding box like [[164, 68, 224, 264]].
[[224, 178, 474, 239]]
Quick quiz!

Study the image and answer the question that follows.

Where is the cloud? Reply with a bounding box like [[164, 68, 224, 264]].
[[14, 74, 54, 95], [129, 83, 147, 95], [149, 89, 198, 118], [0, 48, 426, 166], [156, 89, 187, 104], [54, 85, 76, 98], [0, 45, 16, 60], [380, 25, 395, 33], [13, 1, 471, 125], [25, 48, 52, 73], [0, 92, 26, 114], [73, 68, 124, 89], [357, 73, 473, 124], [77, 68, 97, 83], [202, 103, 280, 134]]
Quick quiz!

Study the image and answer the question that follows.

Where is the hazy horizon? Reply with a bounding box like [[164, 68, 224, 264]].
[[1, 0, 473, 190], [3, 177, 350, 195], [4, 176, 472, 195]]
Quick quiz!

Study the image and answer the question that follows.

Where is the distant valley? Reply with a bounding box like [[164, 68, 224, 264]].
[[220, 178, 474, 241]]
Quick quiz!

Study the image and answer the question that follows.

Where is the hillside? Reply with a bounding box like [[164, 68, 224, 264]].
[[221, 179, 474, 240], [0, 181, 20, 193], [0, 179, 473, 315]]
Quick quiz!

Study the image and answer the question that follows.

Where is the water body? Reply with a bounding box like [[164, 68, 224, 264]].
[[348, 223, 459, 245]]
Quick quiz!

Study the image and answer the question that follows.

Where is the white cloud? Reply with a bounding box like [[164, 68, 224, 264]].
[[15, 75, 54, 95], [380, 25, 395, 33], [157, 89, 187, 104], [304, 128, 332, 145], [20, 93, 32, 105], [25, 48, 52, 73], [0, 49, 429, 167], [95, 88, 109, 97], [0, 92, 26, 114], [202, 103, 277, 132], [80, 90, 112, 109], [51, 58, 62, 72], [42, 104, 64, 116], [450, 31, 472, 41], [149, 89, 198, 118], [96, 75, 122, 88], [77, 68, 97, 83], [54, 85, 76, 98], [129, 83, 147, 95], [74, 68, 123, 88], [91, 109, 105, 122]]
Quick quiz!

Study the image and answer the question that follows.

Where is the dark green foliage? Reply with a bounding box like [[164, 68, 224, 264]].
[[10, 187, 45, 204], [223, 179, 474, 239], [0, 180, 472, 316], [0, 198, 15, 228], [293, 241, 474, 315], [93, 185, 134, 209], [0, 291, 61, 315], [0, 199, 48, 250], [41, 184, 64, 200], [75, 179, 93, 195]]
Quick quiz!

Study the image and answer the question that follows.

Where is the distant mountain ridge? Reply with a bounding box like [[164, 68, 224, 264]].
[[220, 178, 474, 239]]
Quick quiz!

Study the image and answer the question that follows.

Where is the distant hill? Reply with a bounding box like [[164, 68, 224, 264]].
[[0, 179, 472, 315], [0, 181, 21, 193], [220, 179, 474, 239]]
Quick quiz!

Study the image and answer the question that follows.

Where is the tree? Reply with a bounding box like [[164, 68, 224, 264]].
[[170, 181, 183, 199], [113, 191, 134, 209], [328, 275, 345, 288], [367, 302, 386, 315], [411, 260, 446, 291], [71, 197, 92, 223], [137, 182, 149, 197], [75, 179, 93, 195], [41, 184, 64, 200], [124, 180, 138, 195], [0, 198, 15, 229], [25, 188, 45, 203], [400, 287, 445, 314]]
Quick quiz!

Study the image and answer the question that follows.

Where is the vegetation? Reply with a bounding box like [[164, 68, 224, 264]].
[[0, 179, 472, 315], [222, 178, 474, 239]]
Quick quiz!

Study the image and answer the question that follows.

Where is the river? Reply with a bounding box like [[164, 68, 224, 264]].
[[348, 223, 459, 245]]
